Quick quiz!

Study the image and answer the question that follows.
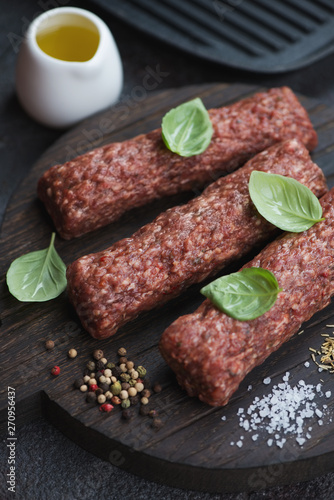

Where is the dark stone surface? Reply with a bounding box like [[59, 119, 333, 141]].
[[1, 1, 334, 498]]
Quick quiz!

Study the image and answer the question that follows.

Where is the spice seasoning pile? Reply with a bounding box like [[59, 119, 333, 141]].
[[309, 330, 334, 373], [73, 347, 163, 427]]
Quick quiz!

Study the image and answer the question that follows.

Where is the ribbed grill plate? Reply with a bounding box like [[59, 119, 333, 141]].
[[95, 0, 334, 73]]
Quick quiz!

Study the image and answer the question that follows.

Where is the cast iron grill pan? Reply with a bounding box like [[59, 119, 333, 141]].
[[94, 0, 334, 73]]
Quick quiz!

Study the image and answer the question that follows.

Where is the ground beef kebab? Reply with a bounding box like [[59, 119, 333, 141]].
[[66, 139, 326, 339], [159, 188, 334, 407], [38, 87, 317, 239]]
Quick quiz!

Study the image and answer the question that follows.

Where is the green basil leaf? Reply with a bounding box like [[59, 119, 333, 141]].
[[249, 171, 324, 232], [161, 97, 213, 157], [200, 267, 282, 321], [6, 233, 67, 302]]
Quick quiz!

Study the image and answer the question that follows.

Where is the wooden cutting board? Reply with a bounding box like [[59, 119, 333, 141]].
[[1, 83, 334, 493]]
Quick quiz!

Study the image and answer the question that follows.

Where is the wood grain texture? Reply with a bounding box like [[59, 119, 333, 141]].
[[1, 83, 334, 493]]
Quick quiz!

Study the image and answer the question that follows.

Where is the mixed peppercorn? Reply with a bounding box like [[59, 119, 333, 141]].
[[73, 347, 163, 427], [46, 339, 163, 428]]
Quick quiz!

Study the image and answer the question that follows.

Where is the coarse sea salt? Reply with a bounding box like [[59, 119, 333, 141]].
[[223, 372, 332, 449]]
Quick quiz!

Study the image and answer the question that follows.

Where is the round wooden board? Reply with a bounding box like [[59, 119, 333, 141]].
[[1, 83, 334, 493]]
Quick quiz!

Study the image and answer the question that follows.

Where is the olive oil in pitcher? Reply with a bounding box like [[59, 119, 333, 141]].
[[36, 24, 100, 62]]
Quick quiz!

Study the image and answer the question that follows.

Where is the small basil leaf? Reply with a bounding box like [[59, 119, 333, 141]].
[[249, 171, 324, 232], [6, 233, 67, 302], [200, 267, 282, 321], [161, 97, 213, 157]]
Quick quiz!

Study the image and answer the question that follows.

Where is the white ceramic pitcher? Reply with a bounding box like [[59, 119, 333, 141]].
[[16, 7, 123, 128]]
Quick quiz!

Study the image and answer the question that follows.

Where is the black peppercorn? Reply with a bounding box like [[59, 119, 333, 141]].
[[96, 360, 105, 371], [153, 383, 162, 393], [111, 366, 122, 378], [86, 392, 97, 404], [99, 382, 110, 393], [142, 389, 151, 398], [95, 388, 104, 396], [139, 405, 151, 416], [143, 377, 151, 389], [74, 378, 84, 389], [121, 382, 130, 391], [122, 409, 134, 420], [129, 395, 139, 406], [151, 418, 163, 430], [118, 356, 127, 364]]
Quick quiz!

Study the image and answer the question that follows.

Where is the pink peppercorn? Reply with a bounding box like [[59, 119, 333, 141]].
[[99, 403, 114, 413], [51, 366, 60, 376], [89, 384, 98, 392]]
